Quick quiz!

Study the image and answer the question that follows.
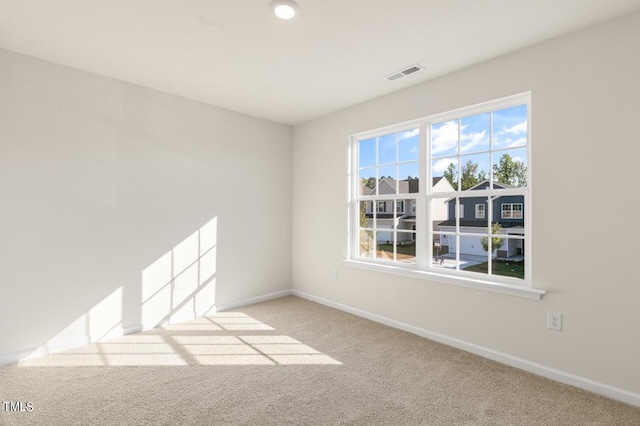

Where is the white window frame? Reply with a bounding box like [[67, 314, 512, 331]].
[[376, 201, 386, 213], [475, 204, 485, 219], [455, 204, 464, 219], [501, 203, 523, 219], [396, 201, 404, 214], [346, 92, 543, 300]]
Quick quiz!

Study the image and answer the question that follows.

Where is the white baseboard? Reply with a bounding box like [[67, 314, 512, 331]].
[[0, 323, 143, 366], [214, 289, 292, 313], [291, 289, 640, 408], [0, 289, 290, 366]]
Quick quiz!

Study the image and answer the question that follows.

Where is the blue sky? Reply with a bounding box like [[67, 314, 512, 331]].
[[431, 104, 528, 180], [358, 105, 528, 186]]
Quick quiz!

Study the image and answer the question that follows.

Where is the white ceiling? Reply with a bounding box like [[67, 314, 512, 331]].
[[1, 1, 639, 125]]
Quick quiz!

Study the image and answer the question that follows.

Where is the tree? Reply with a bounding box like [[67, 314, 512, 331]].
[[493, 154, 527, 186], [443, 163, 458, 190], [442, 161, 488, 190], [359, 201, 369, 229], [361, 177, 377, 189], [480, 223, 506, 257], [460, 160, 487, 190], [359, 201, 374, 255]]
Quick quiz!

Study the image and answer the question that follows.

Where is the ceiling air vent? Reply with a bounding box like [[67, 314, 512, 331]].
[[384, 64, 424, 82]]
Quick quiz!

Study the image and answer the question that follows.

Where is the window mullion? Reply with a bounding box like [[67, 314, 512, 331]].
[[416, 120, 429, 268]]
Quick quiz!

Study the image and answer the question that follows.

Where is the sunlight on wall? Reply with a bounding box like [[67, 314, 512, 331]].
[[29, 287, 124, 358], [18, 312, 341, 367], [142, 217, 217, 329]]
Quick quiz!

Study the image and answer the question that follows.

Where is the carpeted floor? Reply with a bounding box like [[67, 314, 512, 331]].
[[1, 295, 639, 425]]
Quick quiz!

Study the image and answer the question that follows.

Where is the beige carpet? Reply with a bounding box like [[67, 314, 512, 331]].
[[1, 295, 639, 425]]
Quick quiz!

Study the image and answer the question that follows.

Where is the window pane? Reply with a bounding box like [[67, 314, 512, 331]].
[[434, 234, 456, 270], [398, 162, 419, 187], [431, 120, 459, 158], [459, 153, 490, 190], [492, 148, 527, 188], [359, 168, 376, 195], [395, 231, 416, 264], [493, 104, 527, 150], [378, 133, 396, 165], [432, 157, 457, 191], [359, 201, 373, 229], [492, 236, 525, 280], [376, 240, 394, 261], [457, 235, 490, 275], [430, 196, 450, 233], [461, 113, 490, 154], [377, 166, 396, 194], [375, 200, 393, 231], [398, 128, 419, 162], [358, 230, 375, 258], [359, 138, 376, 168]]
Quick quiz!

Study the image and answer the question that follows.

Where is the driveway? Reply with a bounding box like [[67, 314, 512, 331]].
[[435, 253, 486, 269]]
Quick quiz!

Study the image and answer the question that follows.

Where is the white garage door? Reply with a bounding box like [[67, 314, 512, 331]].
[[441, 227, 488, 256], [457, 235, 487, 256]]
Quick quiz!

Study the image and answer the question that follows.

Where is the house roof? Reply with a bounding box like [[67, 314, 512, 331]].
[[366, 177, 447, 195], [465, 180, 515, 191]]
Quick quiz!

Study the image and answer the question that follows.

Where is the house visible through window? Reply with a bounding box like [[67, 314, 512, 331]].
[[351, 93, 530, 287]]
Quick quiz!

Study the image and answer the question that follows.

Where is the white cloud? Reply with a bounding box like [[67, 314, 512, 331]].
[[504, 121, 527, 135], [431, 122, 460, 155], [506, 138, 526, 148], [432, 157, 456, 174], [460, 130, 487, 153], [399, 128, 419, 140]]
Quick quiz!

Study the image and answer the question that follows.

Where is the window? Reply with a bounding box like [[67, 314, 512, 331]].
[[350, 93, 532, 291], [501, 203, 523, 219]]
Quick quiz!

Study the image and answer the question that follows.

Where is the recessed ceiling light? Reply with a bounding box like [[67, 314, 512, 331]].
[[270, 0, 300, 20]]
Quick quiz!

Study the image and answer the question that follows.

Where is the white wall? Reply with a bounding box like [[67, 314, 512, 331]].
[[0, 49, 292, 357], [292, 11, 640, 396]]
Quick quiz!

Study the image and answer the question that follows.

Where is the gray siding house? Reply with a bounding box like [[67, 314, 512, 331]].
[[438, 181, 525, 259], [362, 177, 454, 243]]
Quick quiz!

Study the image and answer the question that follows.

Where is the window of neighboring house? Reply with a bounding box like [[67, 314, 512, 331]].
[[501, 203, 523, 219], [350, 93, 533, 294]]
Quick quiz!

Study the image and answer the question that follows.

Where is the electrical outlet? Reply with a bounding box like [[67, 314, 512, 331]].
[[331, 270, 337, 280], [547, 311, 562, 331]]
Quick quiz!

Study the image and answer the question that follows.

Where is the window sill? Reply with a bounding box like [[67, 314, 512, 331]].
[[343, 259, 545, 300]]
